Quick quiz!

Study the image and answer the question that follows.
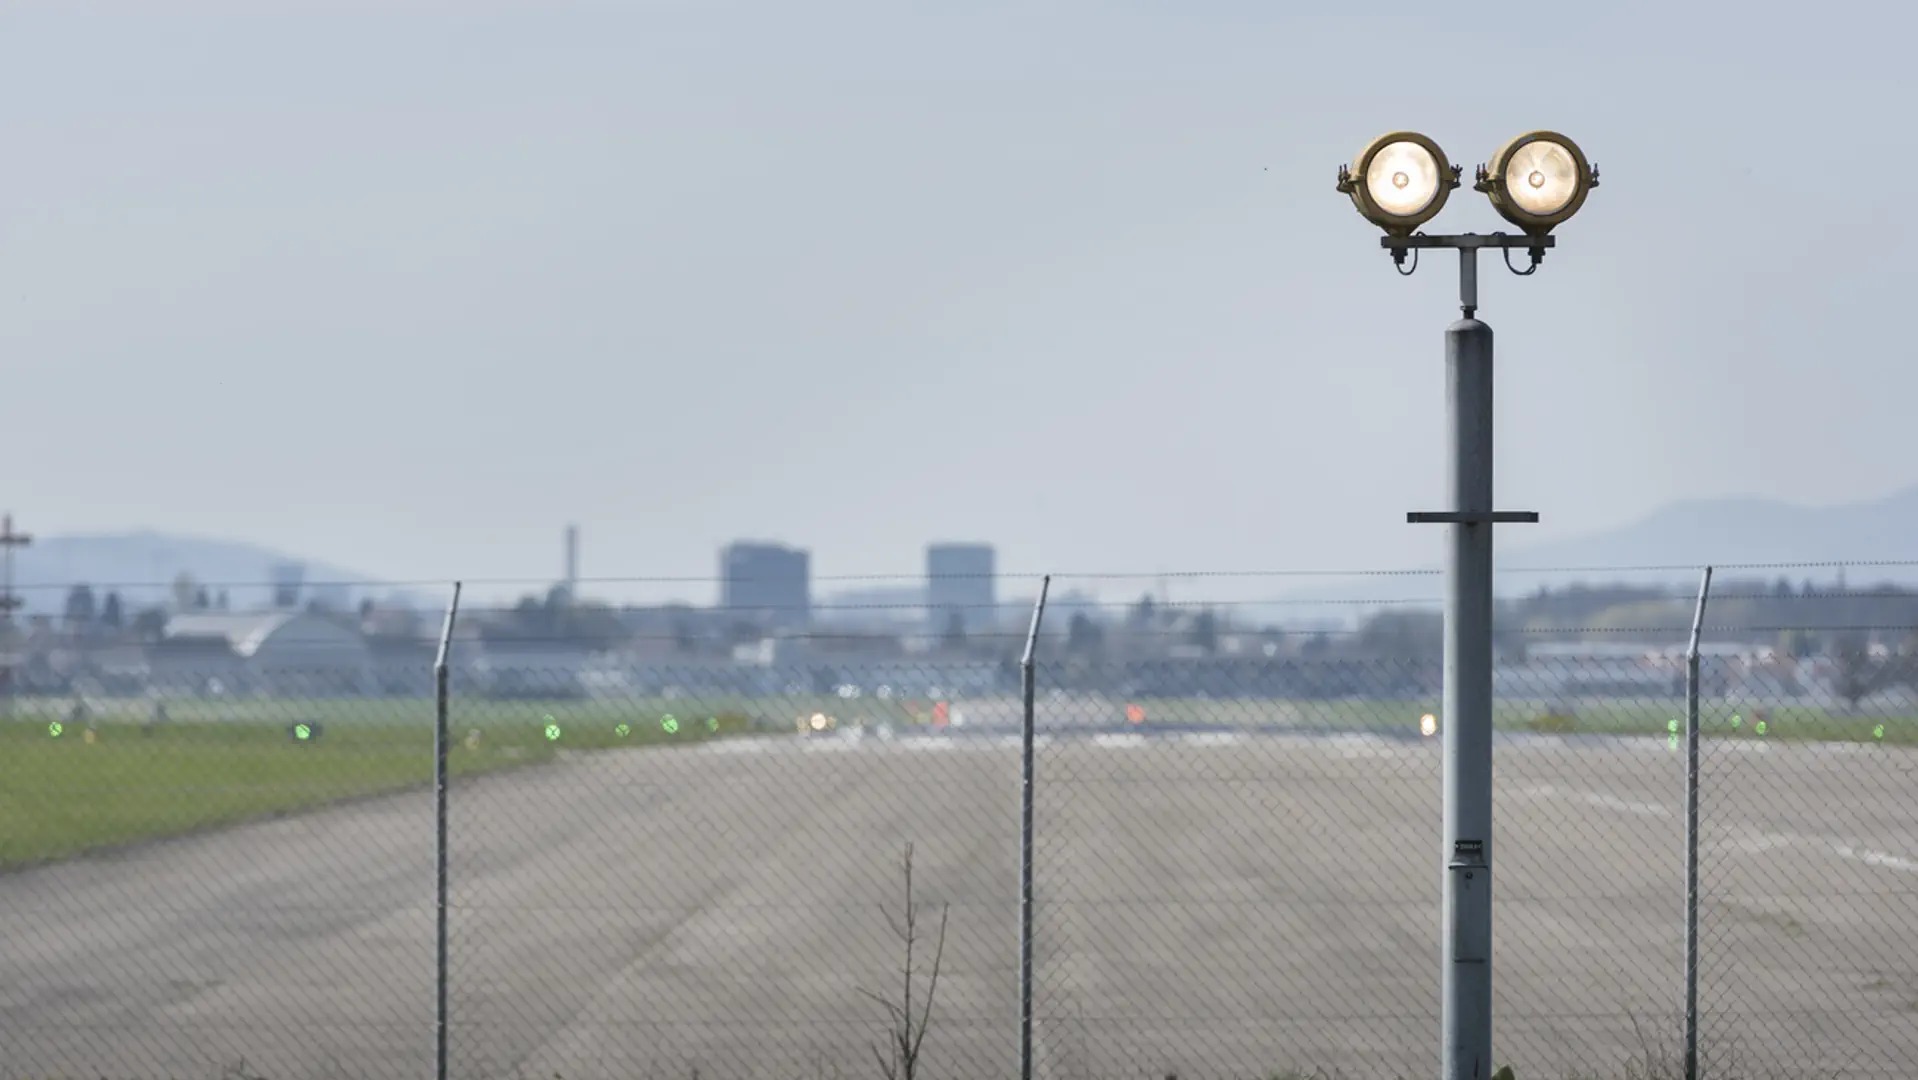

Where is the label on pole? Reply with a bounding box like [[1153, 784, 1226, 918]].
[[1451, 838, 1486, 865]]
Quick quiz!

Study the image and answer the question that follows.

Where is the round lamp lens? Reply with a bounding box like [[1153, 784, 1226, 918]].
[[1504, 139, 1578, 216], [1365, 141, 1440, 218]]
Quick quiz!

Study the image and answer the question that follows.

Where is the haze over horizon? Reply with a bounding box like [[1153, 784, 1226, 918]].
[[5, 4, 1914, 586]]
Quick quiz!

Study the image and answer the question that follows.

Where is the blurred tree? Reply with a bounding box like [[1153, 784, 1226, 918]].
[[1129, 594, 1157, 627], [170, 572, 199, 611], [670, 609, 698, 653], [100, 591, 125, 630], [939, 610, 967, 649], [63, 584, 97, 627], [1491, 602, 1528, 664], [1358, 609, 1444, 660], [1831, 633, 1891, 711], [1189, 609, 1220, 654], [567, 602, 629, 652], [1584, 600, 1690, 640], [513, 594, 545, 625], [132, 606, 169, 641], [1778, 628, 1818, 660], [1065, 611, 1104, 654]]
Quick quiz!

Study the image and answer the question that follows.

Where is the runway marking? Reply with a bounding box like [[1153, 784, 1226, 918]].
[[701, 739, 775, 755], [1317, 734, 1418, 759], [1520, 784, 1670, 818], [1732, 830, 1799, 855], [1179, 733, 1243, 748], [1722, 828, 1918, 876], [1835, 846, 1918, 874], [1090, 734, 1147, 750]]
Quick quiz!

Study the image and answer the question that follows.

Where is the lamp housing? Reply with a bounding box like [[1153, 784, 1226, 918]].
[[1336, 132, 1459, 236], [1474, 131, 1596, 235]]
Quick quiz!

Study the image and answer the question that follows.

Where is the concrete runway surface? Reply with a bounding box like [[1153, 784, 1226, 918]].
[[3, 730, 1916, 1079]]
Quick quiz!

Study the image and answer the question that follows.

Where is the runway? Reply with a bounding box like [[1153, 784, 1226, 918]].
[[3, 730, 1914, 1079]]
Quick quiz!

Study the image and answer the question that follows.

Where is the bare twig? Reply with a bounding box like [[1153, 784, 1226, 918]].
[[219, 1058, 270, 1080], [859, 842, 950, 1080]]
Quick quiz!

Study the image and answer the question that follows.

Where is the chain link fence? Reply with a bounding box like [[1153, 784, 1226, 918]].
[[3, 573, 1916, 1078]]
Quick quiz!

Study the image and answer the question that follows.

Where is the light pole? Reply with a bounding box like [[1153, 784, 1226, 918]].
[[1336, 130, 1598, 1080], [0, 513, 31, 720]]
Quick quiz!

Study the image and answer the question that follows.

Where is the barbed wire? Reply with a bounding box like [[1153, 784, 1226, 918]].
[[15, 557, 1918, 596], [22, 625, 1918, 654], [25, 587, 1918, 615]]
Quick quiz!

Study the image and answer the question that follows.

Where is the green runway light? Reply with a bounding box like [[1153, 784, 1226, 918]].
[[706, 716, 719, 733], [1668, 719, 1680, 735], [1731, 714, 1742, 729], [1755, 721, 1768, 736], [615, 723, 631, 738], [1873, 724, 1886, 741], [543, 716, 562, 741], [662, 715, 680, 735], [48, 721, 63, 738], [294, 723, 312, 741], [1668, 734, 1680, 752]]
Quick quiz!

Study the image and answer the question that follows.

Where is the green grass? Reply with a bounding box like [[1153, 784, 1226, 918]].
[[7, 690, 1911, 871], [0, 699, 758, 870], [1122, 695, 1918, 745]]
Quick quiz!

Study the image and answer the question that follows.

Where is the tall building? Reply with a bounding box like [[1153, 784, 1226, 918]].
[[720, 542, 811, 629], [926, 543, 995, 634]]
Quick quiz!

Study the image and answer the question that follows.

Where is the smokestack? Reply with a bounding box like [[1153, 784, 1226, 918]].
[[564, 524, 579, 601]]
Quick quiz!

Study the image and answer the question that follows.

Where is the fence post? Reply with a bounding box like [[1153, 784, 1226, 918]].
[[1684, 566, 1713, 1080], [1018, 575, 1052, 1080], [433, 582, 463, 1080]]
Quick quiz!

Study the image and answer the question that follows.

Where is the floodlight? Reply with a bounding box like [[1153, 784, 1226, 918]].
[[1337, 132, 1459, 234], [1475, 131, 1597, 234]]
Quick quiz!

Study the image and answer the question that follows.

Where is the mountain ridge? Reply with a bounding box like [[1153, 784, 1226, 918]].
[[13, 484, 1918, 616], [1273, 484, 1918, 610], [8, 530, 388, 614]]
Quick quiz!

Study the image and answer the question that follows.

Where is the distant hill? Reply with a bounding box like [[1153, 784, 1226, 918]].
[[7, 531, 392, 614], [1272, 485, 1918, 611], [1504, 485, 1918, 584]]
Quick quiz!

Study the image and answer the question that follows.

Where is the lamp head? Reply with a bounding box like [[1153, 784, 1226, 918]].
[[1336, 132, 1459, 236], [1475, 131, 1596, 235]]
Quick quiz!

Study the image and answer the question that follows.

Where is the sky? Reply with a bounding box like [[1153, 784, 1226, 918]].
[[3, 3, 1915, 596]]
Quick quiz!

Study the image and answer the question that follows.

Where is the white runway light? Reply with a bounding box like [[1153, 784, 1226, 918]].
[[1420, 713, 1438, 738]]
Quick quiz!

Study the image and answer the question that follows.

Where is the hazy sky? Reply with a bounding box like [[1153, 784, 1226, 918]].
[[4, 3, 1914, 592]]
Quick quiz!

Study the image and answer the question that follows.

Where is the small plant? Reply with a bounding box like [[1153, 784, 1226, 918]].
[[857, 842, 949, 1080]]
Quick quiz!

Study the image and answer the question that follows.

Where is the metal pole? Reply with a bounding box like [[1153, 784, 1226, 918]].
[[1442, 314, 1496, 1080], [1018, 575, 1052, 1080], [433, 582, 463, 1080], [1683, 566, 1714, 1080], [0, 514, 31, 721]]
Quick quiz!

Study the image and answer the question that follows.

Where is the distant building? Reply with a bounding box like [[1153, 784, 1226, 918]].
[[720, 542, 811, 628], [926, 543, 995, 635], [160, 611, 374, 695]]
